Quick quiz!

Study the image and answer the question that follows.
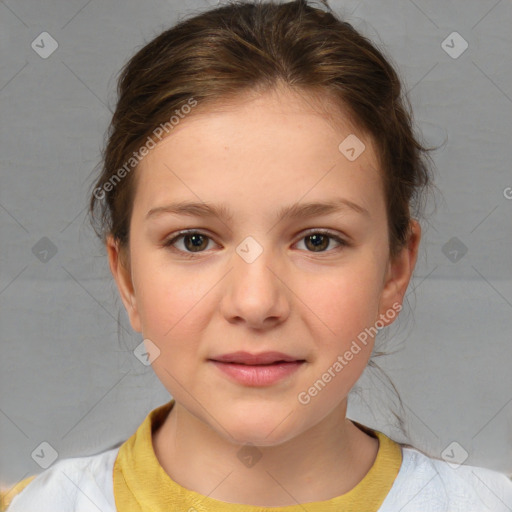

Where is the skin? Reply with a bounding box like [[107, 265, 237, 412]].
[[107, 85, 421, 506]]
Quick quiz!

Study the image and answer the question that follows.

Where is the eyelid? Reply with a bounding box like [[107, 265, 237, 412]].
[[162, 229, 218, 248], [297, 227, 347, 240], [294, 228, 349, 250]]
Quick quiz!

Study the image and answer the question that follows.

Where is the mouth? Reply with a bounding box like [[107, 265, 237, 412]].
[[209, 351, 305, 365], [208, 351, 306, 386]]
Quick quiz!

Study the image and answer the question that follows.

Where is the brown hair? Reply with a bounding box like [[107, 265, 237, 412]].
[[88, 0, 433, 265]]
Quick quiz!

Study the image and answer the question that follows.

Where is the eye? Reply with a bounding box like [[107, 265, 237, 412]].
[[163, 230, 216, 256], [295, 230, 348, 253]]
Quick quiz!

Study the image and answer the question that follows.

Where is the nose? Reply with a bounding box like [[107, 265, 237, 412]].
[[220, 238, 291, 329]]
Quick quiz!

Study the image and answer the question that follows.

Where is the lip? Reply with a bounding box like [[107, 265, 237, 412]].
[[209, 351, 303, 365], [208, 351, 306, 387]]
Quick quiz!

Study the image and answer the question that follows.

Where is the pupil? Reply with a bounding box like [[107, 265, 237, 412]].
[[186, 234, 207, 251], [307, 234, 328, 251]]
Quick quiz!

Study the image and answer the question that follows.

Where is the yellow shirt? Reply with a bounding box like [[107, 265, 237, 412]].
[[113, 399, 402, 511], [1, 399, 403, 511], [1, 478, 36, 511]]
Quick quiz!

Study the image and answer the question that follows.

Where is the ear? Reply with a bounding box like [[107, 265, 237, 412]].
[[377, 220, 421, 325], [106, 235, 142, 333]]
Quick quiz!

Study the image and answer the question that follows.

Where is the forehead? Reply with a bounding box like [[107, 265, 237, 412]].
[[133, 86, 384, 219]]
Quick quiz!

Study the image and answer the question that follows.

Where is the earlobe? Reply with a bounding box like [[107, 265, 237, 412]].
[[378, 220, 421, 324], [106, 235, 142, 333]]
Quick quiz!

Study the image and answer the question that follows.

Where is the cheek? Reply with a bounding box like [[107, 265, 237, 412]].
[[132, 256, 212, 345], [292, 259, 383, 399], [135, 267, 206, 390], [296, 262, 383, 342]]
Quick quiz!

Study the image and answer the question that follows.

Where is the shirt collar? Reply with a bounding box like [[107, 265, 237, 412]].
[[113, 399, 403, 511]]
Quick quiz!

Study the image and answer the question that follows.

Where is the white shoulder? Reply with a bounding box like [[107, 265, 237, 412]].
[[7, 445, 120, 512], [379, 445, 512, 512]]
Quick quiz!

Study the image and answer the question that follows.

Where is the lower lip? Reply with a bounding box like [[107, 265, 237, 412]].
[[210, 360, 304, 386]]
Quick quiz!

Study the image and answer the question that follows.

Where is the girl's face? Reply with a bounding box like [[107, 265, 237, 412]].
[[108, 87, 419, 446]]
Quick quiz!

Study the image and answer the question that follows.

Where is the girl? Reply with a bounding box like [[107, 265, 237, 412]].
[[3, 1, 512, 510]]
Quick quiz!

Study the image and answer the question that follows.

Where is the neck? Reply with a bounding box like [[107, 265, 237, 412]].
[[152, 399, 379, 507]]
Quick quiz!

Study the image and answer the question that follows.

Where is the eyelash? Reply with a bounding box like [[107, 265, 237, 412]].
[[162, 229, 349, 258]]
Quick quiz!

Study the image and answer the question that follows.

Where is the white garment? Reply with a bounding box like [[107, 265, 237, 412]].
[[7, 446, 120, 512], [7, 444, 512, 511]]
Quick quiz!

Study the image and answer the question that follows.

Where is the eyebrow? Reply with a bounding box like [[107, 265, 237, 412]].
[[145, 198, 369, 222]]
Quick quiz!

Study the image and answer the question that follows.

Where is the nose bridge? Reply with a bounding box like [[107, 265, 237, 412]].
[[223, 234, 289, 325], [233, 234, 279, 294]]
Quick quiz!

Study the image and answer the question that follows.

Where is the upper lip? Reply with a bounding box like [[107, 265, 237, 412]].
[[209, 351, 304, 365]]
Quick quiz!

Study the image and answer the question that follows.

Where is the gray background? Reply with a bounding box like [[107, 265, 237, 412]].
[[1, 0, 511, 493]]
